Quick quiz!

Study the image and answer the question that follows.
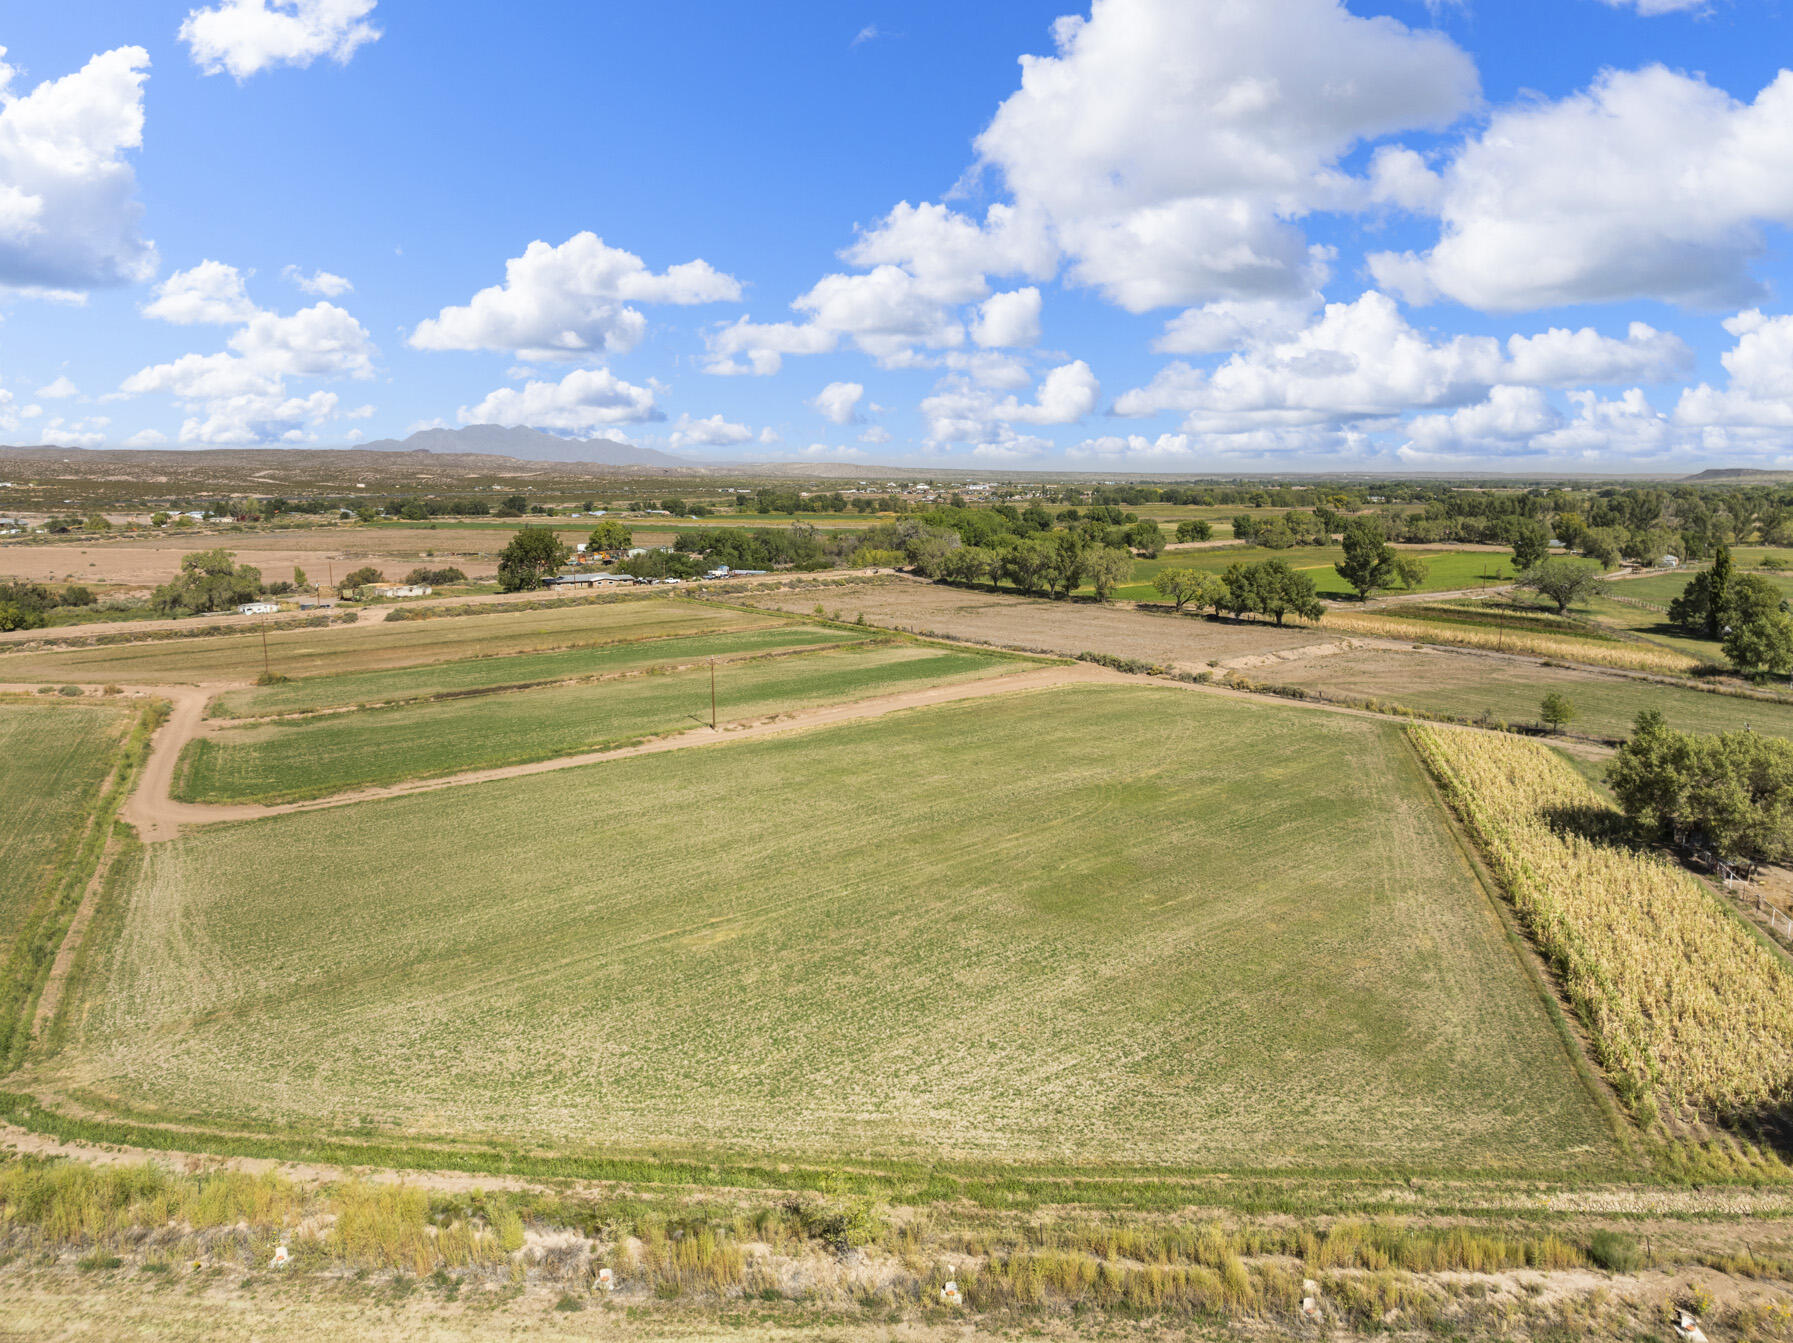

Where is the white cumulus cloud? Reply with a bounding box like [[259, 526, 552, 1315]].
[[459, 367, 661, 433], [180, 0, 382, 80], [282, 264, 352, 297], [970, 288, 1042, 348], [142, 260, 258, 324], [412, 232, 741, 361], [0, 45, 156, 290], [811, 381, 865, 425], [1373, 66, 1793, 311]]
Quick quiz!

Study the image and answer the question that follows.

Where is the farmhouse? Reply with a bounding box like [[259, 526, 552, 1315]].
[[545, 571, 633, 588]]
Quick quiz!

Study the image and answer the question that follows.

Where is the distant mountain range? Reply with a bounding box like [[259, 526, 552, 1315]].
[[358, 424, 701, 468]]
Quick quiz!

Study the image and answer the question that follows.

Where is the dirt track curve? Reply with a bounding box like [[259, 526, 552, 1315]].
[[108, 663, 1126, 842]]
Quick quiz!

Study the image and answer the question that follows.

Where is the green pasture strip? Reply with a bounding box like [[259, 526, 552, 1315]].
[[1579, 597, 1727, 665], [1098, 547, 1527, 605], [0, 597, 768, 684], [174, 643, 1021, 803], [1606, 564, 1793, 610], [208, 625, 863, 719], [1248, 649, 1793, 743], [0, 699, 153, 1069], [73, 686, 1616, 1173]]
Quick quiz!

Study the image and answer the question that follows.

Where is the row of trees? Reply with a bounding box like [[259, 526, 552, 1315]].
[[0, 581, 97, 631], [1152, 559, 1324, 625], [1609, 711, 1793, 870], [917, 533, 1135, 599]]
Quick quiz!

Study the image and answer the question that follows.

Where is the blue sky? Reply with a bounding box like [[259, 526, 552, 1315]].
[[3, 0, 1793, 471]]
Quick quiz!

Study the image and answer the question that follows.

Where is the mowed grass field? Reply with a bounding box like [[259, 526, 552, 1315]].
[[1093, 546, 1523, 604], [208, 625, 866, 718], [0, 597, 771, 684], [1248, 648, 1793, 740], [175, 642, 1027, 803], [53, 685, 1616, 1170], [0, 701, 132, 947], [1606, 565, 1793, 608]]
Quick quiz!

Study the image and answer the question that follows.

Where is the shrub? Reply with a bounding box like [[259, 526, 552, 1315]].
[[57, 685, 84, 697], [1586, 1230, 1641, 1273]]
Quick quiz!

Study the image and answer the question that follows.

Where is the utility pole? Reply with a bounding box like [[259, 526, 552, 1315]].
[[710, 656, 717, 731], [260, 616, 271, 682]]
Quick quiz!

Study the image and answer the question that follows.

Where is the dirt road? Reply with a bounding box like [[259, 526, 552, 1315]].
[[113, 663, 1124, 841]]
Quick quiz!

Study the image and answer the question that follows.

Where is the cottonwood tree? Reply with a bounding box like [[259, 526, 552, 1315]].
[[1335, 520, 1397, 599], [1517, 557, 1599, 615], [1087, 547, 1134, 602], [1152, 567, 1223, 612], [496, 527, 571, 592], [1508, 517, 1551, 571], [1608, 713, 1793, 869]]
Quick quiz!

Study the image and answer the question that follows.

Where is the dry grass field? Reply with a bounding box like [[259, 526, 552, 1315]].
[[1244, 647, 1793, 740], [46, 685, 1616, 1171], [207, 624, 867, 718], [0, 596, 769, 684], [743, 580, 1328, 667]]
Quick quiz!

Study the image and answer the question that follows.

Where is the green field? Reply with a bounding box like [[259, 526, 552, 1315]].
[[175, 642, 1027, 803], [208, 625, 866, 719], [1248, 648, 1793, 740], [0, 701, 131, 947], [1605, 565, 1793, 609], [0, 597, 769, 684], [55, 685, 1615, 1170], [1093, 546, 1522, 604]]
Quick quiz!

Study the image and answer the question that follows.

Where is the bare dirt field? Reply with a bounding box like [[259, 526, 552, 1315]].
[[0, 526, 512, 587], [743, 578, 1328, 668]]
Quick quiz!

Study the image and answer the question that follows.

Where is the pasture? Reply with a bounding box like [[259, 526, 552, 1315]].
[[0, 701, 131, 948], [52, 685, 1616, 1170], [1096, 546, 1521, 604], [207, 625, 866, 718], [1247, 648, 1793, 741], [174, 642, 1027, 803], [0, 597, 768, 684]]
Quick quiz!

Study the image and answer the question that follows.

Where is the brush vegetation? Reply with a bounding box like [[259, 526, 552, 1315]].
[[1324, 608, 1703, 674]]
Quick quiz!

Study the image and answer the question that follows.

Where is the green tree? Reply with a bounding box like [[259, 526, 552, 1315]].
[[1041, 533, 1087, 598], [1220, 562, 1259, 619], [1152, 567, 1221, 612], [1709, 542, 1735, 637], [1724, 611, 1793, 678], [1609, 716, 1793, 868], [1175, 519, 1213, 543], [1124, 519, 1164, 557], [293, 566, 308, 591], [1393, 555, 1429, 590], [1539, 691, 1575, 733], [1517, 557, 1599, 615], [999, 537, 1051, 595], [1334, 520, 1396, 599], [587, 520, 633, 553], [0, 602, 43, 632], [495, 526, 571, 592], [1508, 517, 1551, 571], [1252, 559, 1322, 625], [1087, 546, 1134, 602], [149, 549, 266, 615]]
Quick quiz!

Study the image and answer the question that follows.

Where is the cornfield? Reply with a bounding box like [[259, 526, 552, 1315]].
[[1410, 725, 1793, 1121], [1325, 610, 1701, 675]]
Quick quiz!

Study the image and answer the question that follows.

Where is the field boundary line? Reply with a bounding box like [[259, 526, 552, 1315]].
[[1394, 726, 1640, 1164]]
